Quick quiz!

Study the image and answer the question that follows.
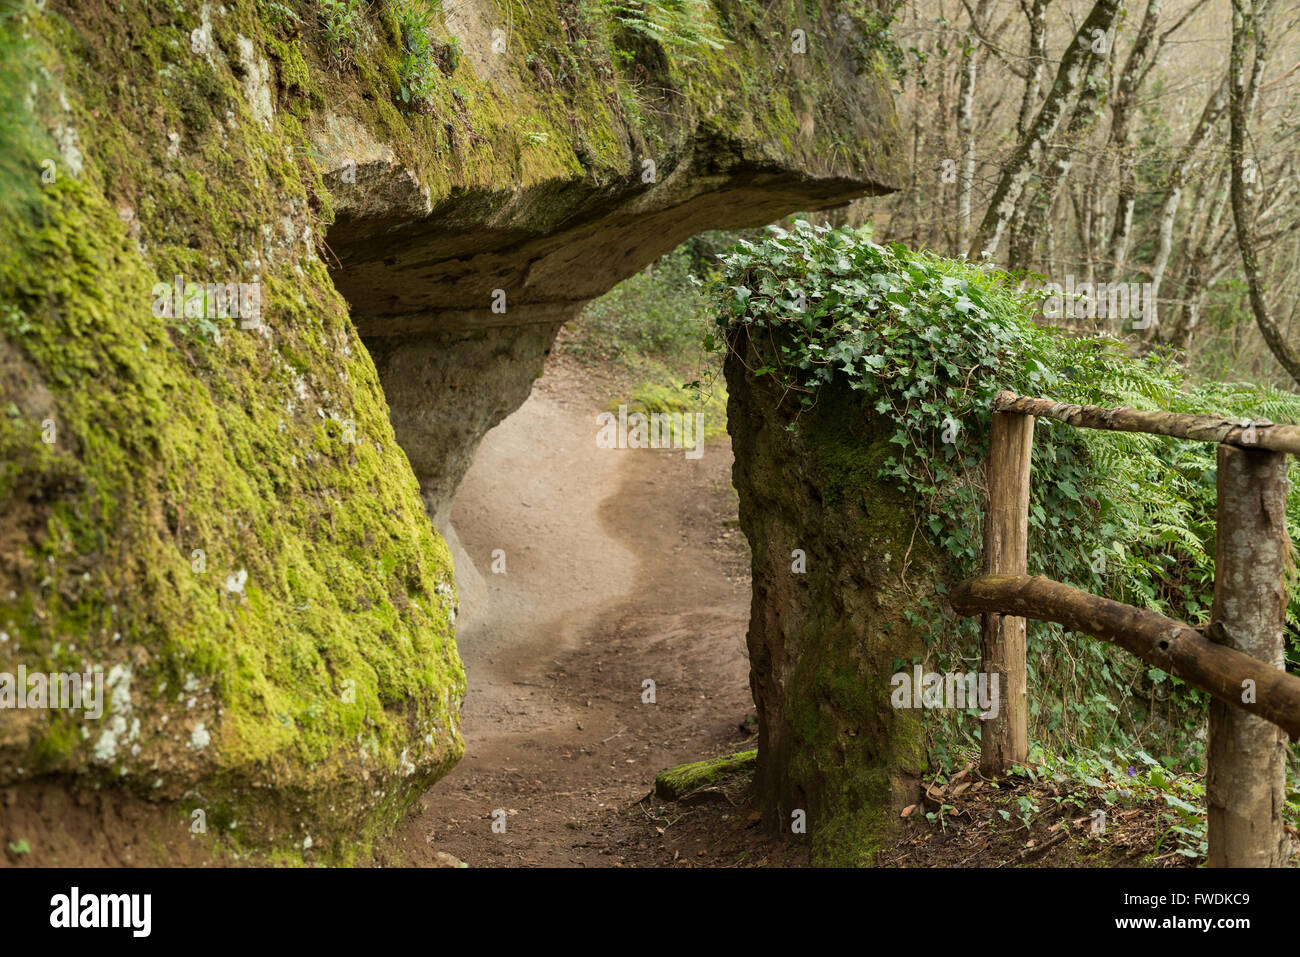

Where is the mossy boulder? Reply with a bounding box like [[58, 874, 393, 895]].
[[0, 12, 465, 860]]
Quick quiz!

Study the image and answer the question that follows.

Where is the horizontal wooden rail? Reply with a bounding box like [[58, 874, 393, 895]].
[[992, 390, 1300, 455], [952, 574, 1300, 739]]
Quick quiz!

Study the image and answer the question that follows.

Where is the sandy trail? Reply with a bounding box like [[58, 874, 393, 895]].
[[443, 376, 641, 736], [382, 363, 755, 866]]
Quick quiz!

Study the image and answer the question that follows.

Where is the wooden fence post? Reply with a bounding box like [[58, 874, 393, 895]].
[[1206, 444, 1290, 867], [979, 411, 1034, 776]]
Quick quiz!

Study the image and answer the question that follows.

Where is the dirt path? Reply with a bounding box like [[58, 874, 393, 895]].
[[379, 360, 772, 867]]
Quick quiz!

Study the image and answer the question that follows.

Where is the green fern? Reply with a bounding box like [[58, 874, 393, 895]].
[[600, 0, 726, 59]]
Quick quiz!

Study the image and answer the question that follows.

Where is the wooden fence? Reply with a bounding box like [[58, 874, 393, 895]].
[[952, 390, 1300, 867]]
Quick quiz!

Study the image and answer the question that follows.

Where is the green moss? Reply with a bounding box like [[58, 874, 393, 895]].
[[267, 36, 312, 94], [614, 379, 729, 441], [654, 750, 757, 800], [803, 392, 905, 511], [780, 433, 931, 865], [28, 718, 79, 771], [0, 1, 467, 859]]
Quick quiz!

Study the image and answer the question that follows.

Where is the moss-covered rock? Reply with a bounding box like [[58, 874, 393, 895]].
[[654, 749, 756, 800], [0, 0, 902, 860], [318, 0, 907, 527], [725, 334, 934, 867], [0, 6, 467, 861]]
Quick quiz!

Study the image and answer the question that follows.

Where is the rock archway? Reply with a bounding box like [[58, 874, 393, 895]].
[[316, 118, 901, 605], [323, 179, 902, 506], [301, 1, 909, 851], [0, 0, 902, 861]]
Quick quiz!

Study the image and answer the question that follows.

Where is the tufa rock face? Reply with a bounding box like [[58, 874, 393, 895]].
[[725, 327, 929, 866], [0, 0, 901, 858]]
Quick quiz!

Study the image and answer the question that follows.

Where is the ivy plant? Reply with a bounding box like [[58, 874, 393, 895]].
[[712, 220, 1300, 768]]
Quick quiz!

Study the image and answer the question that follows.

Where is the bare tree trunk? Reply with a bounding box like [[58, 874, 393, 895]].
[[1016, 0, 1049, 140], [1002, 0, 1051, 260], [956, 24, 982, 255], [968, 0, 1123, 262], [1229, 0, 1300, 386], [1105, 0, 1164, 271], [1206, 444, 1289, 867], [909, 113, 923, 246], [1167, 160, 1231, 349], [1143, 76, 1230, 338], [1081, 182, 1097, 282], [1008, 27, 1112, 270], [1006, 183, 1039, 270], [1088, 156, 1107, 271]]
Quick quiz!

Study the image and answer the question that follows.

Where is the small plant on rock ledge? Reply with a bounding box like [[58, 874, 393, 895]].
[[396, 1, 457, 108], [600, 0, 727, 60], [320, 0, 368, 67]]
